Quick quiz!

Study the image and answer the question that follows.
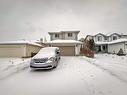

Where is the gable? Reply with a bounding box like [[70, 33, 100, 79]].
[[110, 33, 120, 37]]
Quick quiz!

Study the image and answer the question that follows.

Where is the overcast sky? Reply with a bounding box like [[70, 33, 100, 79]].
[[0, 0, 127, 41]]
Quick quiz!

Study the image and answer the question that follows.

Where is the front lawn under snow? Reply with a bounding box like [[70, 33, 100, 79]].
[[83, 54, 127, 83], [0, 58, 30, 79]]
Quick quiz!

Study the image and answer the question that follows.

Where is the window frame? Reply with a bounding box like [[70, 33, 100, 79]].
[[113, 36, 117, 40], [55, 34, 59, 38], [68, 33, 73, 37], [98, 36, 102, 41]]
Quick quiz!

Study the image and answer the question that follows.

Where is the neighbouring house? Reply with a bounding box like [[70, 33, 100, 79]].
[[0, 40, 43, 58], [85, 33, 127, 54], [46, 31, 82, 56]]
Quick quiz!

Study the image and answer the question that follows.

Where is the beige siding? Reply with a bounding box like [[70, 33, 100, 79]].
[[26, 45, 42, 57], [0, 45, 26, 57]]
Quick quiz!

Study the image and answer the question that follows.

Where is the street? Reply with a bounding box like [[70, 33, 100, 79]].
[[0, 56, 127, 95]]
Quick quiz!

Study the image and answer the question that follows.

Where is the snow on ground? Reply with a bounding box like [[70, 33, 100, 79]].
[[0, 58, 30, 79], [0, 56, 127, 95], [83, 54, 127, 83]]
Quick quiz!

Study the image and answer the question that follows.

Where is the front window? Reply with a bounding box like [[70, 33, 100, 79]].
[[104, 37, 107, 40], [98, 36, 102, 41], [68, 33, 72, 37], [55, 34, 59, 38], [113, 36, 117, 40]]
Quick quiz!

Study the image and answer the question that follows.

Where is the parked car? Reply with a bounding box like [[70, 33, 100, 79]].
[[30, 47, 60, 70]]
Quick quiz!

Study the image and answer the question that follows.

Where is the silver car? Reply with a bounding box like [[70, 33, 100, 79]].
[[30, 47, 60, 70]]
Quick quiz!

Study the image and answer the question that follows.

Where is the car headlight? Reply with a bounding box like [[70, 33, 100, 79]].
[[49, 57, 56, 61], [30, 59, 34, 63]]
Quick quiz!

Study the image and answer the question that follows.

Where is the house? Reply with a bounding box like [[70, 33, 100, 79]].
[[0, 40, 43, 58], [46, 31, 82, 56], [85, 33, 127, 54]]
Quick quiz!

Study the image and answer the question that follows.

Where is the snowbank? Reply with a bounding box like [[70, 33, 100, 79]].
[[82, 54, 127, 83], [0, 58, 30, 79]]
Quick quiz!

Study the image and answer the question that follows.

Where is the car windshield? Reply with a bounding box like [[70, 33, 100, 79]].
[[33, 47, 57, 59]]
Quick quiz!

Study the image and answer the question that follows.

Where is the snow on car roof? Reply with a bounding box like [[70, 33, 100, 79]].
[[46, 40, 82, 44], [0, 40, 42, 47], [33, 47, 58, 58]]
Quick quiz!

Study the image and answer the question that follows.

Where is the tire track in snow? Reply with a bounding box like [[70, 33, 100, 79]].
[[82, 57, 127, 84]]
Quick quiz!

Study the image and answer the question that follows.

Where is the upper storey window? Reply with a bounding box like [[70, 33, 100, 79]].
[[55, 34, 59, 38], [68, 33, 72, 37], [113, 36, 117, 40], [98, 36, 102, 41]]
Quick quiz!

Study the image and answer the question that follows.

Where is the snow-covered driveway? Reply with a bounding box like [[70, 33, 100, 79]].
[[0, 56, 127, 95]]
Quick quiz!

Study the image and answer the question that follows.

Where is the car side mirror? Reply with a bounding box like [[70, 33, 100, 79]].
[[56, 51, 60, 54]]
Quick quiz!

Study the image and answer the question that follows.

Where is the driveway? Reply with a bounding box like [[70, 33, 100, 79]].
[[0, 56, 127, 95]]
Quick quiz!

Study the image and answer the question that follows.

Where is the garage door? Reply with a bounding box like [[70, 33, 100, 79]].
[[0, 47, 25, 57], [58, 46, 75, 56]]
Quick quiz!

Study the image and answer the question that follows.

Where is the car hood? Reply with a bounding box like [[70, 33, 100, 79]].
[[33, 53, 55, 59]]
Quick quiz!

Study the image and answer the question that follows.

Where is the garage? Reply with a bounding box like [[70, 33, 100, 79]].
[[46, 40, 82, 56], [0, 41, 42, 58], [0, 45, 25, 57], [58, 46, 75, 56]]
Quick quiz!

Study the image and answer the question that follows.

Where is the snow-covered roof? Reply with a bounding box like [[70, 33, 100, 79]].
[[105, 32, 127, 36], [46, 40, 83, 44], [95, 38, 127, 45], [108, 38, 127, 44], [48, 31, 80, 34], [95, 41, 109, 45], [0, 40, 42, 47]]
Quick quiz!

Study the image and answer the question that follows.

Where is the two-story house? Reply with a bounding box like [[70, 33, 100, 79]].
[[46, 31, 82, 56], [85, 33, 127, 54]]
